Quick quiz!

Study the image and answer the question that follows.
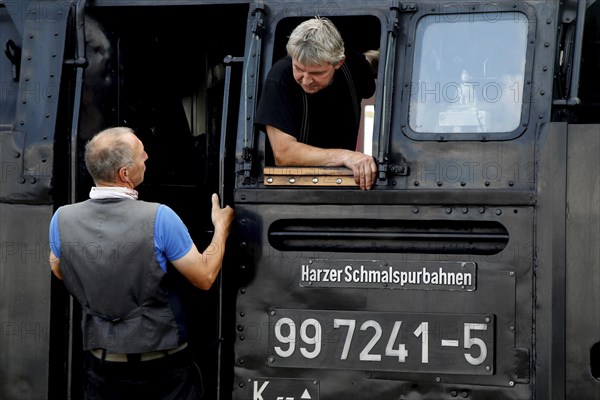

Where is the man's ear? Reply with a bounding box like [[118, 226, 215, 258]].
[[117, 166, 128, 182], [334, 56, 346, 70]]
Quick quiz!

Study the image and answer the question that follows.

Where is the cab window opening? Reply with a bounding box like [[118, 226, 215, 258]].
[[260, 15, 382, 170]]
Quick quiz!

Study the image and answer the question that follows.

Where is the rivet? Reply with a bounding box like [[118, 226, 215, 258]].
[[266, 177, 273, 183], [289, 177, 296, 184], [312, 177, 319, 184], [335, 178, 342, 184]]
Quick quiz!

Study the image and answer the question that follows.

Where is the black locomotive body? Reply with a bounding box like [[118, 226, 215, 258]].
[[0, 1, 598, 399]]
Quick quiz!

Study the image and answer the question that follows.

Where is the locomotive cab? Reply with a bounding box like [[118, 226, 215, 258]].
[[0, 1, 599, 399]]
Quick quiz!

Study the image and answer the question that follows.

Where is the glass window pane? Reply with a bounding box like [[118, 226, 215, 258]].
[[409, 12, 528, 134]]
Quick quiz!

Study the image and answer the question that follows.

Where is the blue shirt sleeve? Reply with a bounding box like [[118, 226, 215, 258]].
[[154, 205, 194, 272], [49, 209, 61, 258]]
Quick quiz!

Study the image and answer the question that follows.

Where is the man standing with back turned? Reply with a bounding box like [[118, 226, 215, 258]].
[[255, 17, 377, 189], [49, 126, 234, 399]]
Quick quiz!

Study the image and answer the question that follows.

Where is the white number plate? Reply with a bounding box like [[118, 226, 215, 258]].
[[268, 309, 495, 375]]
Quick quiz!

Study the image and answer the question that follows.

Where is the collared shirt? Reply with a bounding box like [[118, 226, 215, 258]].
[[89, 186, 139, 200]]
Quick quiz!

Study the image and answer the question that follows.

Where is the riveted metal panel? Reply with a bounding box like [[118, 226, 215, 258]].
[[232, 202, 534, 399], [565, 125, 600, 400], [0, 204, 53, 400]]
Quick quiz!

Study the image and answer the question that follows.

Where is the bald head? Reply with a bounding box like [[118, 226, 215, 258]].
[[84, 127, 137, 185]]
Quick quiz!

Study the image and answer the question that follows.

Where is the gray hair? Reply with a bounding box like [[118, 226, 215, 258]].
[[84, 127, 135, 183], [286, 17, 345, 65]]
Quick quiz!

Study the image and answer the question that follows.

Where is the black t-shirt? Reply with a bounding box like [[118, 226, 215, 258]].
[[255, 50, 375, 161]]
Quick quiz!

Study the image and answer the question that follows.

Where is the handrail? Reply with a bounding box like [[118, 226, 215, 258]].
[[67, 0, 89, 204], [238, 1, 266, 179]]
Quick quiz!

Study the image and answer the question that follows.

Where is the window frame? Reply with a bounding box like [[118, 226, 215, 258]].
[[399, 6, 537, 142]]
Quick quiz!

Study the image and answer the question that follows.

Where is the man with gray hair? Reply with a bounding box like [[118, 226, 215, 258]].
[[255, 17, 377, 190], [48, 126, 234, 398]]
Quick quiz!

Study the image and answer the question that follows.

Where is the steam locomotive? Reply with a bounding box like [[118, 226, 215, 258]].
[[1, 0, 598, 399]]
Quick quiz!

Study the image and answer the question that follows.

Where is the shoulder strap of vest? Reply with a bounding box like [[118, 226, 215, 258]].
[[341, 62, 360, 130], [300, 91, 309, 143]]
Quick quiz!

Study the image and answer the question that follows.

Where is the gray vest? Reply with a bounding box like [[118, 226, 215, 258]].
[[57, 198, 183, 353]]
